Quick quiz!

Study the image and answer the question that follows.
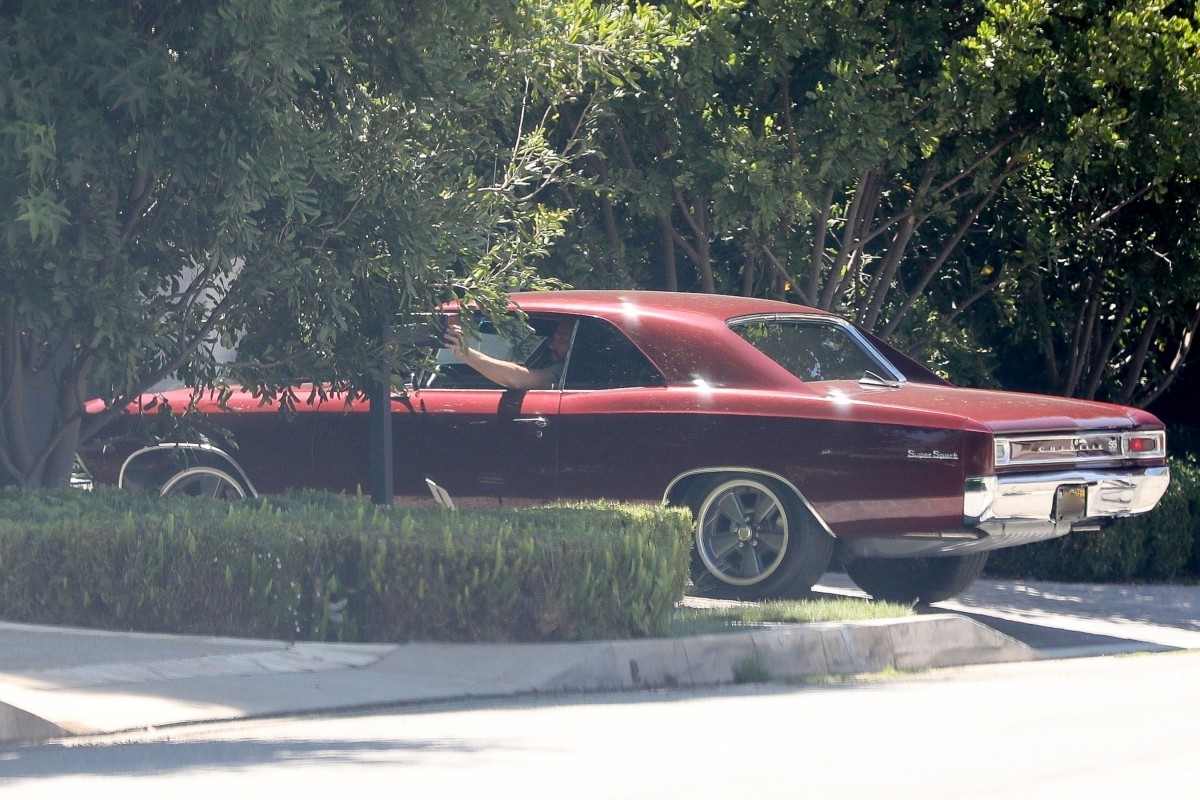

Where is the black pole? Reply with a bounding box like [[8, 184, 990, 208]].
[[368, 324, 394, 505]]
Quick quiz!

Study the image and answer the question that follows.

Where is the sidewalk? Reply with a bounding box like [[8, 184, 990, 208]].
[[3, 574, 1197, 745]]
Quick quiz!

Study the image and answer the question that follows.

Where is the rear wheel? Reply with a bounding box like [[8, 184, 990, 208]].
[[690, 475, 833, 600], [159, 466, 247, 500], [842, 552, 989, 605]]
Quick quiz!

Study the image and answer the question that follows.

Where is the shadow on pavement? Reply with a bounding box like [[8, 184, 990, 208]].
[[813, 571, 1200, 658]]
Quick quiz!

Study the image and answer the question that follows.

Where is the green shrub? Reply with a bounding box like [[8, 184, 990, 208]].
[[0, 488, 693, 642], [987, 456, 1200, 582]]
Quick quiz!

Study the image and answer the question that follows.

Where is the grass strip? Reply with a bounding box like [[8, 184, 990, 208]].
[[669, 597, 912, 637]]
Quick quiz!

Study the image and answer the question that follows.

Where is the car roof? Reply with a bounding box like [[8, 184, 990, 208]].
[[500, 290, 838, 389], [505, 289, 831, 320]]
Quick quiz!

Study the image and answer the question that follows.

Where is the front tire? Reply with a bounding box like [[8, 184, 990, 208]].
[[842, 552, 989, 605], [690, 475, 833, 600]]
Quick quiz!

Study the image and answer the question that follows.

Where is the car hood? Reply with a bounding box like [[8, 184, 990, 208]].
[[825, 380, 1161, 433]]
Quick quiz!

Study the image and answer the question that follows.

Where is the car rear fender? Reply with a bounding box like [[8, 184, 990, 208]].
[[119, 443, 259, 497], [663, 467, 838, 539]]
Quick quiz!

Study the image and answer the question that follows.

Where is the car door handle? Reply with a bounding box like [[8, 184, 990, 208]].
[[514, 416, 549, 428]]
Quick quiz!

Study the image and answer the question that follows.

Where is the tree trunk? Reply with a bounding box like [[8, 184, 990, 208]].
[[0, 343, 82, 489], [740, 250, 757, 297], [671, 190, 715, 292], [660, 213, 678, 291]]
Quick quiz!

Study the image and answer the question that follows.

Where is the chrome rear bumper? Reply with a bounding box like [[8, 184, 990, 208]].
[[965, 465, 1170, 525], [840, 466, 1170, 559]]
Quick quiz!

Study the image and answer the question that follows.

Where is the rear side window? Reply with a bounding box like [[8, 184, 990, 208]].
[[562, 318, 665, 390], [730, 318, 891, 382]]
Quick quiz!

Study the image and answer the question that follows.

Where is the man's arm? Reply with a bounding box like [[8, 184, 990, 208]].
[[443, 326, 557, 390]]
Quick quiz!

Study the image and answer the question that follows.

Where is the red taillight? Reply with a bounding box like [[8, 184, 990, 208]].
[[1123, 432, 1165, 456], [1127, 436, 1156, 453]]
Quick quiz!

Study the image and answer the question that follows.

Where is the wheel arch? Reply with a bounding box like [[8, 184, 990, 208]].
[[119, 443, 259, 497], [662, 467, 837, 539]]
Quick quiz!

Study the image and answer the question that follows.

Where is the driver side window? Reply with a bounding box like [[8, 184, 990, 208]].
[[423, 315, 566, 390]]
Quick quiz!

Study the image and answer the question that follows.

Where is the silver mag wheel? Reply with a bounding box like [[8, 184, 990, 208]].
[[691, 475, 832, 600], [841, 552, 990, 605], [158, 466, 247, 500]]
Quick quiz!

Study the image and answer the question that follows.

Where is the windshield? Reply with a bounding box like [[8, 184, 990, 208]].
[[730, 317, 896, 383]]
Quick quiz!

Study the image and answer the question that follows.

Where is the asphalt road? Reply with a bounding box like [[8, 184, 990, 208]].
[[2, 652, 1196, 798]]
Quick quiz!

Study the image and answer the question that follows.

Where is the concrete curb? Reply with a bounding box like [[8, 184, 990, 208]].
[[543, 614, 1032, 691], [0, 703, 71, 744], [0, 613, 1031, 745]]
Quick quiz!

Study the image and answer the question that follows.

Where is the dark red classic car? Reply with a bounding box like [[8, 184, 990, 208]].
[[80, 290, 1170, 603]]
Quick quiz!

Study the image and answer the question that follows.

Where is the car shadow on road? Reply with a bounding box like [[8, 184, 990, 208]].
[[928, 608, 1172, 656], [812, 571, 1200, 658]]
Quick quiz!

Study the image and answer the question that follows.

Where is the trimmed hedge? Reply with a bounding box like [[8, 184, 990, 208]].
[[986, 455, 1200, 583], [0, 488, 693, 643]]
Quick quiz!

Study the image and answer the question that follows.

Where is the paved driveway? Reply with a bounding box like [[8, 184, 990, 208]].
[[817, 572, 1200, 657]]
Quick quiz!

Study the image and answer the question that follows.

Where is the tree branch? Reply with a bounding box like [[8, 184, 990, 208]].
[[1083, 293, 1134, 400], [881, 157, 1016, 338], [1117, 309, 1160, 406], [762, 246, 811, 305], [806, 182, 836, 304], [1136, 300, 1200, 407], [818, 169, 872, 310]]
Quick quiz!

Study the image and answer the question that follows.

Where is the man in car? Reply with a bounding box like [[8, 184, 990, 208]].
[[442, 320, 570, 390]]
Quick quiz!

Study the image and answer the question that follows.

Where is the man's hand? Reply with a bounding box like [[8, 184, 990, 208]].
[[442, 325, 469, 359]]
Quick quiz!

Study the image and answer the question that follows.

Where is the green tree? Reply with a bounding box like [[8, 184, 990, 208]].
[[989, 2, 1200, 405], [549, 0, 1200, 403], [1, 0, 658, 488]]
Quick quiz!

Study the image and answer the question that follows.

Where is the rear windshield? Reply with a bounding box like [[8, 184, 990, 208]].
[[730, 317, 893, 382]]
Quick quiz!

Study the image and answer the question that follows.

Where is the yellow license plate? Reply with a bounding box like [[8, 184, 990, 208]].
[[1055, 485, 1088, 520]]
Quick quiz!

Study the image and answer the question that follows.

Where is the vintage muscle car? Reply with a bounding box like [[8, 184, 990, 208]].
[[80, 290, 1170, 603]]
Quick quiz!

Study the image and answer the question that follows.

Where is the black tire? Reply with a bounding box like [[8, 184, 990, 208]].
[[843, 552, 989, 605], [689, 475, 833, 600]]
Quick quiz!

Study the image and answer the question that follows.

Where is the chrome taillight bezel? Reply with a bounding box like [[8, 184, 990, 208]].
[[993, 430, 1166, 469]]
